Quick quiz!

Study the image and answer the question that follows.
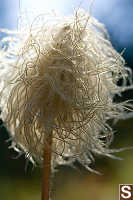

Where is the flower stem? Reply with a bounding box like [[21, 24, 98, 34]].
[[42, 132, 52, 200]]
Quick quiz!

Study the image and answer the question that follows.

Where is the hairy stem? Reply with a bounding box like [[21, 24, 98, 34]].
[[42, 132, 52, 200]]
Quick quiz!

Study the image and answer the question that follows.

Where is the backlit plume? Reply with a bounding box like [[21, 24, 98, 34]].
[[0, 9, 132, 172]]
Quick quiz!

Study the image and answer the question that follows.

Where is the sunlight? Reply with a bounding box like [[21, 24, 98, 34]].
[[20, 0, 67, 13]]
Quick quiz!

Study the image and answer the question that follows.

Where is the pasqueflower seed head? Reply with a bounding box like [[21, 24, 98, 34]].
[[0, 9, 132, 172]]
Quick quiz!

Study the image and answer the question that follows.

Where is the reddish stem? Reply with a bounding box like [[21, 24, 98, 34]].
[[42, 133, 52, 200]]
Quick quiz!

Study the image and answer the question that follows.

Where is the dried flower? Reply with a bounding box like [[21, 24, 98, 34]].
[[0, 9, 132, 172]]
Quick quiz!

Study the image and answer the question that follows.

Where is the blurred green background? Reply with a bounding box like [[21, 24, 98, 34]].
[[0, 118, 133, 200], [0, 0, 133, 200]]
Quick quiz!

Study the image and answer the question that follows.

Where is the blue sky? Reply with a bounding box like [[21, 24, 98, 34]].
[[0, 0, 133, 64], [0, 0, 133, 44], [0, 0, 133, 46]]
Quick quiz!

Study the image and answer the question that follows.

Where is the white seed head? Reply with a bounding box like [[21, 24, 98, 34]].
[[0, 9, 132, 171]]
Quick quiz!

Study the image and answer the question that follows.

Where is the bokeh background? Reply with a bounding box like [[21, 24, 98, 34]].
[[0, 0, 133, 200]]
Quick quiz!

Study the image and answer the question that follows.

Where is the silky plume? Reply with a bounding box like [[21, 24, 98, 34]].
[[0, 9, 133, 173]]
